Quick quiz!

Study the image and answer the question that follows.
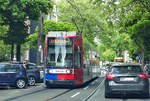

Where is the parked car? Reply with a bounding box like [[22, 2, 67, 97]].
[[105, 63, 149, 98], [144, 64, 150, 77], [0, 62, 28, 89]]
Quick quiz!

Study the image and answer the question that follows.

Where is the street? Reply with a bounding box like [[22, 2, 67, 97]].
[[0, 77, 149, 101], [0, 0, 150, 101]]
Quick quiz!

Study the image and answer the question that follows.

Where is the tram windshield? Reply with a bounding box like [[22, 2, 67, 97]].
[[47, 37, 73, 68]]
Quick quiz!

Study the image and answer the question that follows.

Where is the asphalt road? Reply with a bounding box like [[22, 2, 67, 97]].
[[0, 77, 103, 101], [0, 76, 150, 101]]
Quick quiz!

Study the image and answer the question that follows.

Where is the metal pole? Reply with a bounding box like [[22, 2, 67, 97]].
[[36, 13, 44, 66]]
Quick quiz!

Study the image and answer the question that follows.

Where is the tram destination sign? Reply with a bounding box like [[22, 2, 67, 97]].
[[48, 37, 73, 45]]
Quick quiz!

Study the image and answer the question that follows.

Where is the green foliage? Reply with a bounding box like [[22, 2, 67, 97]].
[[57, 0, 132, 61], [0, 40, 10, 61], [43, 20, 77, 35], [26, 20, 77, 49], [0, 0, 53, 21], [112, 33, 130, 57], [0, 24, 9, 40], [97, 43, 116, 61], [131, 20, 150, 51], [103, 49, 116, 62], [26, 33, 38, 49], [0, 0, 53, 45], [0, 0, 53, 61], [115, 0, 150, 63], [128, 39, 138, 59], [57, 0, 105, 45]]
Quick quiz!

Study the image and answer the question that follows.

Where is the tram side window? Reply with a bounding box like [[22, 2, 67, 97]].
[[75, 48, 81, 68]]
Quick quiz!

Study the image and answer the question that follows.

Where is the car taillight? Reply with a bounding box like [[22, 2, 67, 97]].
[[106, 73, 115, 79], [139, 73, 148, 79]]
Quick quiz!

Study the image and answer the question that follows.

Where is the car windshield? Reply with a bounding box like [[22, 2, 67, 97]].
[[112, 66, 142, 74], [47, 37, 73, 68]]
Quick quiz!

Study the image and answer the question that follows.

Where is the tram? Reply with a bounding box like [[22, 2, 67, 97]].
[[44, 31, 100, 87]]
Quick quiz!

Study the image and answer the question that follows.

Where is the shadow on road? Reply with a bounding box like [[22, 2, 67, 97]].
[[109, 94, 150, 100]]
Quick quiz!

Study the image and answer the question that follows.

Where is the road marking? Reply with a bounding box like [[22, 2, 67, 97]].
[[83, 86, 89, 90], [71, 92, 80, 98]]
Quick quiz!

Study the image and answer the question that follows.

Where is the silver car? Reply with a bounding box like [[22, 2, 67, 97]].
[[105, 63, 149, 98]]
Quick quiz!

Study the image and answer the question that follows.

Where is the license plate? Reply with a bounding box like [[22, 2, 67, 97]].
[[120, 77, 135, 81]]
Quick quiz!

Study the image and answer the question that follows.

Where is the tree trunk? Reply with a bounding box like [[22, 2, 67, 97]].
[[119, 49, 122, 57], [16, 44, 21, 62], [11, 43, 14, 61], [141, 50, 145, 68]]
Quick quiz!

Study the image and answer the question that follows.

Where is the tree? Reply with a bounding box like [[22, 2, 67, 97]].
[[112, 33, 130, 57], [57, 0, 106, 46], [120, 2, 150, 66], [57, 0, 131, 62], [0, 0, 53, 61], [103, 49, 116, 62], [0, 20, 10, 61], [0, 40, 10, 62]]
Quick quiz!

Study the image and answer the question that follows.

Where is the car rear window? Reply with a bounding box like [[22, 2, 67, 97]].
[[111, 66, 142, 74], [146, 64, 150, 69], [0, 64, 20, 72], [0, 65, 5, 72]]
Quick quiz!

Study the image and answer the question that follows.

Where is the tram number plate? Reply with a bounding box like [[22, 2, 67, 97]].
[[49, 69, 70, 74]]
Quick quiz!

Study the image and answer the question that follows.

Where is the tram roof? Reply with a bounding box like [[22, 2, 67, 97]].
[[47, 31, 77, 37]]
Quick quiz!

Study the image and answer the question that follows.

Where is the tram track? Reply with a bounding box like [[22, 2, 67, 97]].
[[4, 88, 48, 101], [4, 77, 105, 101], [45, 89, 73, 101], [83, 79, 105, 101], [4, 87, 73, 101]]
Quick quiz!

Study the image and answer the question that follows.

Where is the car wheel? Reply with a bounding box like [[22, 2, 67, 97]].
[[28, 76, 36, 86], [16, 79, 27, 89]]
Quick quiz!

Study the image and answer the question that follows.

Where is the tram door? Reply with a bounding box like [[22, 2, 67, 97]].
[[74, 47, 83, 85]]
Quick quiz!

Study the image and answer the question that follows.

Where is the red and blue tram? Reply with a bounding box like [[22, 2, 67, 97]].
[[44, 31, 100, 87]]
